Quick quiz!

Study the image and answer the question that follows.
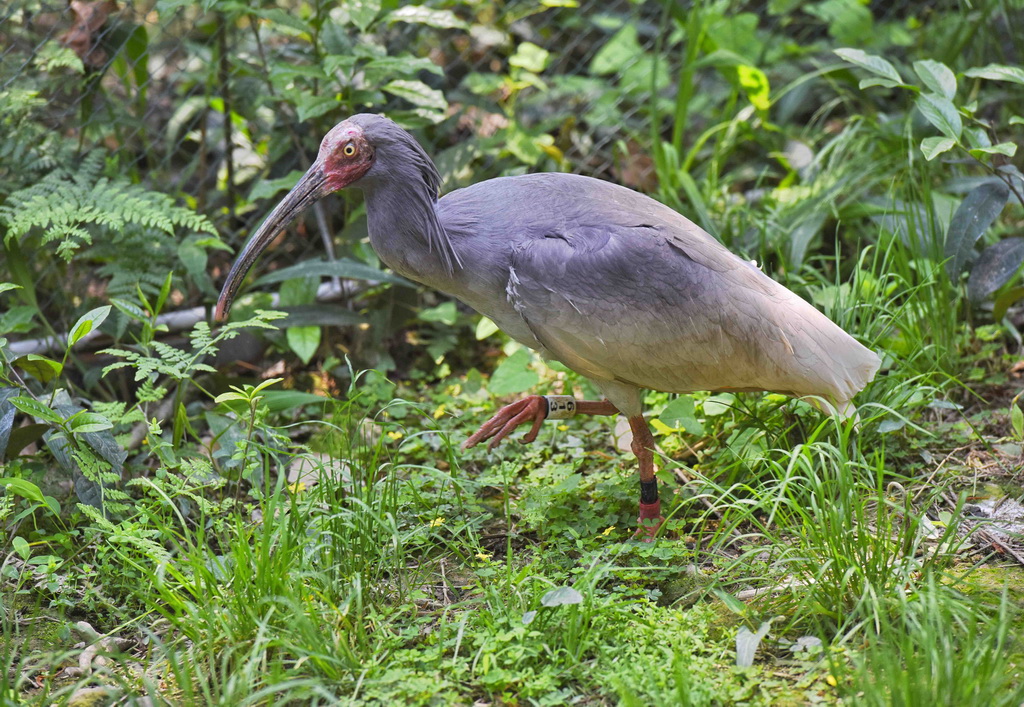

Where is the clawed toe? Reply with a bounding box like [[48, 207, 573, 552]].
[[463, 395, 548, 450]]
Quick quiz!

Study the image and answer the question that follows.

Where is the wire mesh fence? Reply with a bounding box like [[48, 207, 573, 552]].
[[0, 0, 950, 340], [2, 1, 673, 322]]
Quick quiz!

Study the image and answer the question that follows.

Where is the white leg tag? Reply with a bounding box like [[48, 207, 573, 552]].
[[544, 395, 577, 419]]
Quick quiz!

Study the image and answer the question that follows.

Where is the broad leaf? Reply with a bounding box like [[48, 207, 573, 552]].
[[251, 258, 410, 287], [420, 302, 458, 326], [509, 42, 550, 74], [967, 237, 1024, 303], [920, 136, 956, 161], [541, 585, 583, 607], [287, 325, 321, 365], [591, 24, 642, 76], [916, 93, 962, 140], [0, 388, 17, 460], [475, 317, 499, 340], [965, 64, 1024, 85], [994, 286, 1024, 321], [259, 390, 329, 414], [383, 80, 447, 111], [276, 305, 365, 328], [338, 0, 381, 32], [387, 5, 468, 29], [659, 396, 705, 436], [487, 348, 539, 397], [913, 60, 956, 99], [969, 142, 1018, 158], [834, 48, 903, 84], [945, 181, 1010, 278], [67, 411, 113, 434], [0, 476, 46, 504], [10, 396, 63, 424], [5, 424, 48, 458], [68, 305, 112, 347], [13, 354, 63, 383]]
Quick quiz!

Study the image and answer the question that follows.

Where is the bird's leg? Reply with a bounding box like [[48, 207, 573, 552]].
[[630, 415, 664, 542], [463, 396, 619, 451]]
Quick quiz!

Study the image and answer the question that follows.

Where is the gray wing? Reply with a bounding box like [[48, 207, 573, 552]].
[[437, 172, 878, 411], [505, 216, 876, 407]]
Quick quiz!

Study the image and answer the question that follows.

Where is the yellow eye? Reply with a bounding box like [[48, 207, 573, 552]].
[[343, 143, 357, 157]]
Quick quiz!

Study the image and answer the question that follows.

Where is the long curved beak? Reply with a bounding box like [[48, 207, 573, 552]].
[[215, 164, 328, 321]]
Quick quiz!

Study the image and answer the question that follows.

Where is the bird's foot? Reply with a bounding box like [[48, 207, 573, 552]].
[[634, 500, 664, 543], [463, 395, 548, 451]]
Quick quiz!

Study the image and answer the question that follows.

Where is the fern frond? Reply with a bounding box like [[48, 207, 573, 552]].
[[0, 157, 217, 261]]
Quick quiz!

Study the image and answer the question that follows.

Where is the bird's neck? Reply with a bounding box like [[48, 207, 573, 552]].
[[362, 178, 460, 286]]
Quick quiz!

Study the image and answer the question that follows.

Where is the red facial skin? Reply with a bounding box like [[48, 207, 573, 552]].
[[214, 121, 376, 321], [319, 122, 375, 192]]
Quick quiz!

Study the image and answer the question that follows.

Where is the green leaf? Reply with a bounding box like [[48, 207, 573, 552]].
[[834, 48, 903, 84], [387, 5, 468, 29], [259, 390, 328, 414], [965, 64, 1024, 85], [5, 424, 48, 458], [13, 355, 63, 383], [916, 93, 962, 140], [590, 24, 641, 76], [67, 411, 113, 434], [475, 317, 499, 340], [420, 301, 458, 326], [12, 536, 30, 560], [363, 55, 443, 82], [913, 59, 956, 99], [339, 0, 381, 32], [920, 136, 956, 161], [0, 476, 46, 505], [250, 170, 307, 202], [509, 42, 550, 74], [969, 142, 1018, 158], [251, 258, 410, 287], [659, 396, 705, 436], [382, 80, 447, 111], [0, 388, 16, 459], [10, 397, 64, 425], [945, 181, 1010, 279], [737, 65, 770, 111], [967, 237, 1024, 303], [1012, 403, 1024, 439], [295, 93, 341, 123], [859, 76, 903, 89], [276, 305, 365, 329], [68, 305, 112, 347], [541, 585, 583, 607], [994, 286, 1024, 321], [287, 325, 321, 365], [487, 348, 540, 397], [250, 7, 314, 35], [0, 283, 21, 296]]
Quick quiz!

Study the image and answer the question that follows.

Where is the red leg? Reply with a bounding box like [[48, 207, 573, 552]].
[[463, 396, 619, 451], [630, 415, 664, 542]]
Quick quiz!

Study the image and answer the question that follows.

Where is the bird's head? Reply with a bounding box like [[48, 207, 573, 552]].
[[215, 114, 439, 321]]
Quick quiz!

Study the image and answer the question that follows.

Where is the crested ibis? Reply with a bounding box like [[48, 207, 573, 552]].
[[216, 114, 881, 540]]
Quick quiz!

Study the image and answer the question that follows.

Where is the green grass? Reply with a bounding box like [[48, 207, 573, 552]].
[[6, 3, 1024, 703]]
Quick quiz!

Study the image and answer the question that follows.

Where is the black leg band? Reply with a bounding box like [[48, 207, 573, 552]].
[[639, 479, 659, 504]]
